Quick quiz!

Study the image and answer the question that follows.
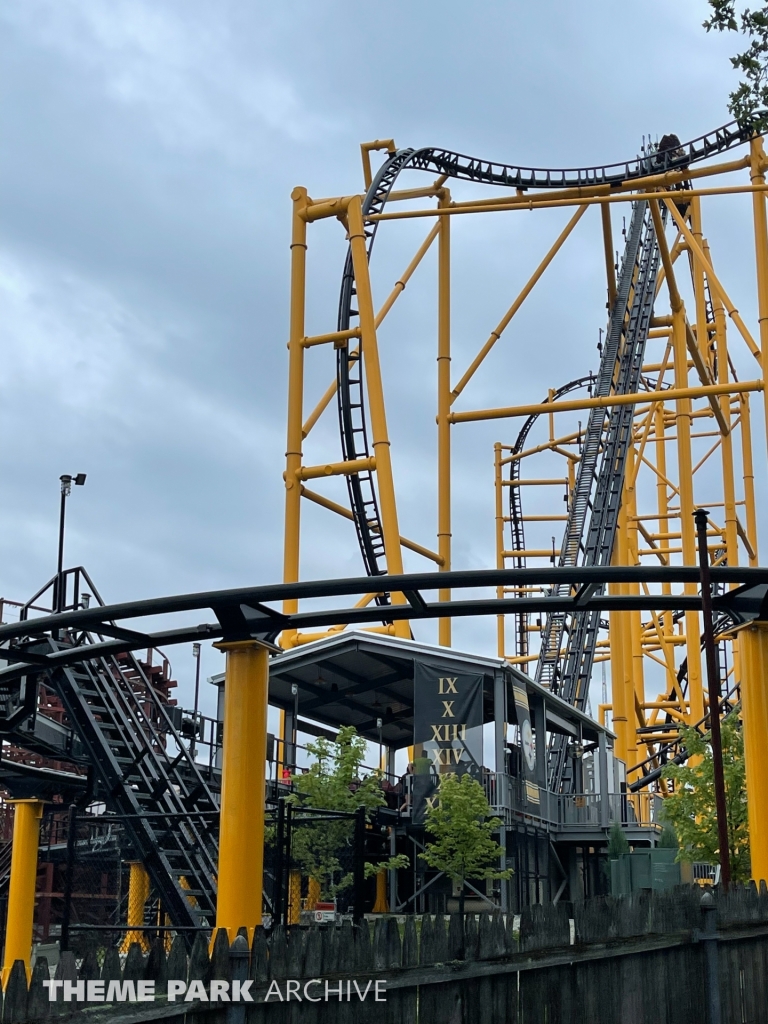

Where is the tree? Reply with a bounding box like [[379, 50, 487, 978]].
[[662, 715, 751, 882], [705, 2, 768, 129], [419, 773, 512, 921], [607, 821, 630, 859], [287, 725, 406, 900]]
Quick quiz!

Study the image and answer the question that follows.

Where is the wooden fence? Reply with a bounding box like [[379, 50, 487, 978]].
[[2, 883, 767, 1023]]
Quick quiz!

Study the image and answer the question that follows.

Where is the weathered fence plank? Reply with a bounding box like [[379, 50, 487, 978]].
[[10, 887, 768, 1024]]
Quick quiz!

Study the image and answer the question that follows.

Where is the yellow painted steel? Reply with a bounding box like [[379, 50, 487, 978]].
[[738, 622, 768, 886], [121, 862, 151, 953], [450, 379, 762, 424], [297, 457, 376, 481], [1, 799, 44, 985], [214, 640, 270, 941], [282, 187, 309, 648], [367, 181, 768, 223], [751, 138, 768, 446], [300, 486, 443, 564], [671, 306, 705, 726], [346, 196, 410, 637], [307, 877, 321, 910], [451, 205, 588, 402], [601, 204, 617, 310], [287, 869, 301, 925], [665, 198, 761, 364], [372, 869, 389, 913], [287, 135, 768, 824], [438, 191, 452, 646], [740, 394, 759, 567]]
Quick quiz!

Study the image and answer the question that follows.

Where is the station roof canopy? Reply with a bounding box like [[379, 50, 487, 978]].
[[263, 631, 611, 749]]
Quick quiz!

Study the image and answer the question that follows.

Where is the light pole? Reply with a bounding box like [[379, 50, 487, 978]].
[[57, 473, 86, 613], [291, 683, 299, 771], [191, 642, 202, 759]]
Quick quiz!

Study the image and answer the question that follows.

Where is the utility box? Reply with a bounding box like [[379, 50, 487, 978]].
[[610, 849, 680, 895]]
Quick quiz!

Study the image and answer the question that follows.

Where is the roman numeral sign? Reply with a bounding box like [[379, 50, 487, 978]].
[[411, 664, 484, 822]]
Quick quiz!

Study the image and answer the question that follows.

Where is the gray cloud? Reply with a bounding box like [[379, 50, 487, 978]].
[[1, 0, 765, 713]]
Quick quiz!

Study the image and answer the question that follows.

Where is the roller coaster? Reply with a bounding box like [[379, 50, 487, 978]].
[[282, 116, 768, 867], [2, 119, 768, 970]]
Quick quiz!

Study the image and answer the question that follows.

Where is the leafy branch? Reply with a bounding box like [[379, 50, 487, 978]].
[[661, 715, 751, 882], [705, 1, 768, 129]]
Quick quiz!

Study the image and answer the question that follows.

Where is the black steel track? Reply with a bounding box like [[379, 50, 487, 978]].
[[507, 374, 597, 666], [1, 566, 766, 682], [335, 119, 754, 602], [546, 201, 665, 791]]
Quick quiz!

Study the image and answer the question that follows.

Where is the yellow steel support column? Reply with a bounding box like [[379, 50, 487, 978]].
[[307, 877, 320, 910], [372, 869, 389, 913], [600, 204, 617, 311], [707, 239, 742, 681], [740, 394, 759, 567], [494, 443, 505, 659], [689, 197, 711, 365], [709, 262, 739, 564], [282, 187, 309, 647], [626, 447, 646, 722], [437, 192, 452, 646], [347, 196, 409, 637], [738, 622, 768, 886], [616, 501, 638, 777], [121, 862, 151, 953], [609, 502, 631, 769], [1, 799, 44, 985], [654, 404, 678, 698], [651, 195, 704, 722], [609, 590, 629, 767], [672, 306, 705, 724], [287, 870, 301, 925], [750, 137, 768, 451], [214, 640, 270, 940]]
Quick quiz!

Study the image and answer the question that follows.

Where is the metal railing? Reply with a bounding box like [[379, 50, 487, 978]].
[[479, 771, 663, 831]]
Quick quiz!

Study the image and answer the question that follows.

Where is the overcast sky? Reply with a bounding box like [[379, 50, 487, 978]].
[[2, 0, 765, 720]]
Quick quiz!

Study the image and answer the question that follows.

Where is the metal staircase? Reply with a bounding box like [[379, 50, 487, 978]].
[[0, 840, 12, 896], [534, 201, 649, 691], [2, 569, 219, 933], [38, 638, 219, 931], [539, 201, 665, 791]]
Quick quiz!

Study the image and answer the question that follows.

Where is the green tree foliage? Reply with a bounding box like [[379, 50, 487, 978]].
[[287, 725, 407, 899], [607, 821, 630, 858], [420, 773, 511, 917], [662, 716, 751, 882], [705, 1, 768, 129], [657, 822, 680, 850]]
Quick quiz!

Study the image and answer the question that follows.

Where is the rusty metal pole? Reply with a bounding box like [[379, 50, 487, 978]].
[[694, 508, 731, 890]]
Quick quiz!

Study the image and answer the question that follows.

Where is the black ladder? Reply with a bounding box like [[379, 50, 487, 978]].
[[37, 636, 219, 933], [538, 201, 665, 791]]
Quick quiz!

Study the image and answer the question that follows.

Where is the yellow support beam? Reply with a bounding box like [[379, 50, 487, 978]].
[[300, 486, 444, 564], [121, 862, 151, 953], [450, 380, 763, 425], [751, 137, 768, 452], [281, 187, 309, 647], [214, 640, 271, 941], [438, 191, 452, 646], [1, 799, 44, 986], [451, 205, 588, 401], [738, 622, 768, 887], [297, 457, 376, 481], [347, 195, 410, 637]]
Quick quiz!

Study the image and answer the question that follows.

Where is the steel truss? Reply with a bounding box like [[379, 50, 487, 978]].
[[280, 122, 768, 819]]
